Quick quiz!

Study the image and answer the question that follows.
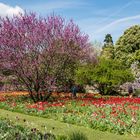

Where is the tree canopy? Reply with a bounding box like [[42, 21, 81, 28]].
[[115, 25, 140, 66], [103, 34, 113, 47]]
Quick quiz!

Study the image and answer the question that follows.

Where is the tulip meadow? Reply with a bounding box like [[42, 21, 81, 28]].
[[0, 92, 140, 136]]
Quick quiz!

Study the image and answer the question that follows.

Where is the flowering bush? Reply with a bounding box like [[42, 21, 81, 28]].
[[0, 13, 96, 102]]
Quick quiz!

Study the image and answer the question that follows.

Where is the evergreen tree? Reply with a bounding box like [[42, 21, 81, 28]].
[[103, 34, 113, 48], [101, 34, 114, 59]]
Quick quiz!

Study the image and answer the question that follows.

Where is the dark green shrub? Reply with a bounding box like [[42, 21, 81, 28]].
[[68, 131, 88, 140]]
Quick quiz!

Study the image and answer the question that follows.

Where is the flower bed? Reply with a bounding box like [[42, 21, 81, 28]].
[[0, 93, 140, 135]]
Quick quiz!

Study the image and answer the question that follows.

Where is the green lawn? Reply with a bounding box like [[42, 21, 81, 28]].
[[0, 109, 139, 140]]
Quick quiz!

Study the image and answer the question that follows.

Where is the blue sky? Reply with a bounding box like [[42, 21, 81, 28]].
[[0, 0, 140, 43]]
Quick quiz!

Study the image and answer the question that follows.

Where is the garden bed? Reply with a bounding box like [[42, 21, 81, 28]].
[[0, 109, 138, 140], [0, 92, 140, 136]]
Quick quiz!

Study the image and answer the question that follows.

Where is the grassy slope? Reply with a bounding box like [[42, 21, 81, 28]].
[[0, 109, 139, 140]]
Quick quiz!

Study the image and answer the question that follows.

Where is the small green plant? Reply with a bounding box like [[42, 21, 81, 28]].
[[68, 131, 88, 140], [56, 135, 68, 140]]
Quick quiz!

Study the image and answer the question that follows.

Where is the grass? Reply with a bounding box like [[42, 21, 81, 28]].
[[0, 109, 139, 140]]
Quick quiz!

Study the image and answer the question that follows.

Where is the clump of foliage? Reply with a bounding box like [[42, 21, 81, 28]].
[[76, 59, 134, 95], [68, 131, 88, 140], [0, 119, 56, 140]]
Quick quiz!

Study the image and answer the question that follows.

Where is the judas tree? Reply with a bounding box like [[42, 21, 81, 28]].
[[0, 13, 95, 102]]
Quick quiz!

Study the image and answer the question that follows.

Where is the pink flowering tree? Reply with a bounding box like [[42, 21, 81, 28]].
[[0, 13, 95, 102]]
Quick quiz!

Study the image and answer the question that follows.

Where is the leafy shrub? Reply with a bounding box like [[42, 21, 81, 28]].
[[76, 59, 134, 95], [68, 131, 88, 140]]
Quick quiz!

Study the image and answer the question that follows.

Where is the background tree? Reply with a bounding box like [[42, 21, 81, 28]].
[[101, 34, 114, 59], [91, 40, 102, 56], [0, 13, 95, 102], [115, 25, 140, 66], [103, 34, 113, 48]]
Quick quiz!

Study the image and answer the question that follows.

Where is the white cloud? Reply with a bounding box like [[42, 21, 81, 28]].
[[0, 3, 24, 17]]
